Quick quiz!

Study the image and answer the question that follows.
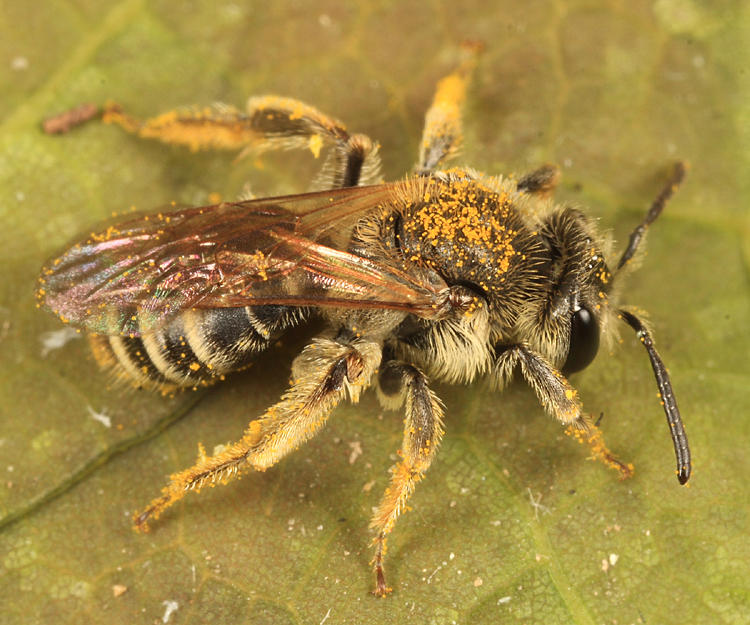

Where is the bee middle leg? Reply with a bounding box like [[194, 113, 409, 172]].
[[133, 336, 382, 531], [371, 360, 444, 597], [495, 344, 633, 478], [416, 41, 482, 174]]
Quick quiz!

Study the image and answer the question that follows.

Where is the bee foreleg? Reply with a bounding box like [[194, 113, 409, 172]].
[[516, 164, 561, 199], [133, 336, 382, 531], [496, 344, 633, 479], [369, 362, 444, 597]]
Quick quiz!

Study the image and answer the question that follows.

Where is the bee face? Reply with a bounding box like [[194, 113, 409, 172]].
[[559, 245, 612, 374], [39, 43, 690, 597]]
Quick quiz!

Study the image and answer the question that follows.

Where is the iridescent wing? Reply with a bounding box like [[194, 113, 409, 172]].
[[39, 183, 449, 336]]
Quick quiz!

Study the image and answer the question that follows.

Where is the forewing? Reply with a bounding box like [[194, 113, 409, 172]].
[[39, 184, 447, 336], [201, 230, 447, 313]]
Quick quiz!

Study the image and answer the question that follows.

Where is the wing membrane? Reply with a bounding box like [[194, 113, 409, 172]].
[[39, 184, 448, 336]]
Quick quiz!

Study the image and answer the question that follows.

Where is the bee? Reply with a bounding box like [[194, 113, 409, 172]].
[[38, 44, 690, 597]]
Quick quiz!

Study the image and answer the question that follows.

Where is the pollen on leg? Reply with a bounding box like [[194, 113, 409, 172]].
[[367, 362, 443, 596], [133, 338, 381, 532], [566, 423, 634, 479]]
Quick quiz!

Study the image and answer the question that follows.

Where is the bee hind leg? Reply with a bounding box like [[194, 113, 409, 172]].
[[133, 336, 382, 531], [101, 96, 381, 189], [370, 361, 444, 597]]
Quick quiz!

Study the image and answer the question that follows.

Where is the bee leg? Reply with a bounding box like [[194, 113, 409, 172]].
[[101, 97, 381, 188], [496, 344, 633, 479], [416, 41, 483, 173], [370, 361, 444, 597], [133, 337, 382, 531], [516, 164, 561, 199]]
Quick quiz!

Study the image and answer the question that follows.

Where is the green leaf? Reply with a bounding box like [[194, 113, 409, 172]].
[[1, 1, 748, 624]]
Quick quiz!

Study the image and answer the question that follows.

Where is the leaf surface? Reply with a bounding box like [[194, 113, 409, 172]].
[[1, 1, 748, 623]]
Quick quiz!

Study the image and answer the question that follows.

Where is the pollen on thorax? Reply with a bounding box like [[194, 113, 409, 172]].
[[403, 173, 519, 293]]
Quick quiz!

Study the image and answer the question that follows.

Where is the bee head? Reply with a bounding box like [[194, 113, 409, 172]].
[[561, 239, 613, 375], [528, 206, 614, 375]]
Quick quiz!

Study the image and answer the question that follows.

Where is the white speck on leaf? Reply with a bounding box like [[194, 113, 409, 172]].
[[527, 488, 550, 520], [40, 327, 80, 357], [348, 440, 362, 464], [87, 406, 111, 428], [161, 600, 178, 623], [11, 56, 29, 71], [426, 565, 442, 584]]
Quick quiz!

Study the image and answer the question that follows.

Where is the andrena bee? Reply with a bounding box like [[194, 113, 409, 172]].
[[38, 44, 690, 597]]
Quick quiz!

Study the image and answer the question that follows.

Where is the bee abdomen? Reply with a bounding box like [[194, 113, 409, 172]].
[[90, 305, 303, 392]]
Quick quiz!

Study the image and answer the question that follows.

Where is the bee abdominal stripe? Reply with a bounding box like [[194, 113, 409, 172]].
[[100, 305, 297, 390]]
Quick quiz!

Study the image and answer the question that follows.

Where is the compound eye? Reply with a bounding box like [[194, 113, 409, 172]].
[[562, 305, 600, 374]]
